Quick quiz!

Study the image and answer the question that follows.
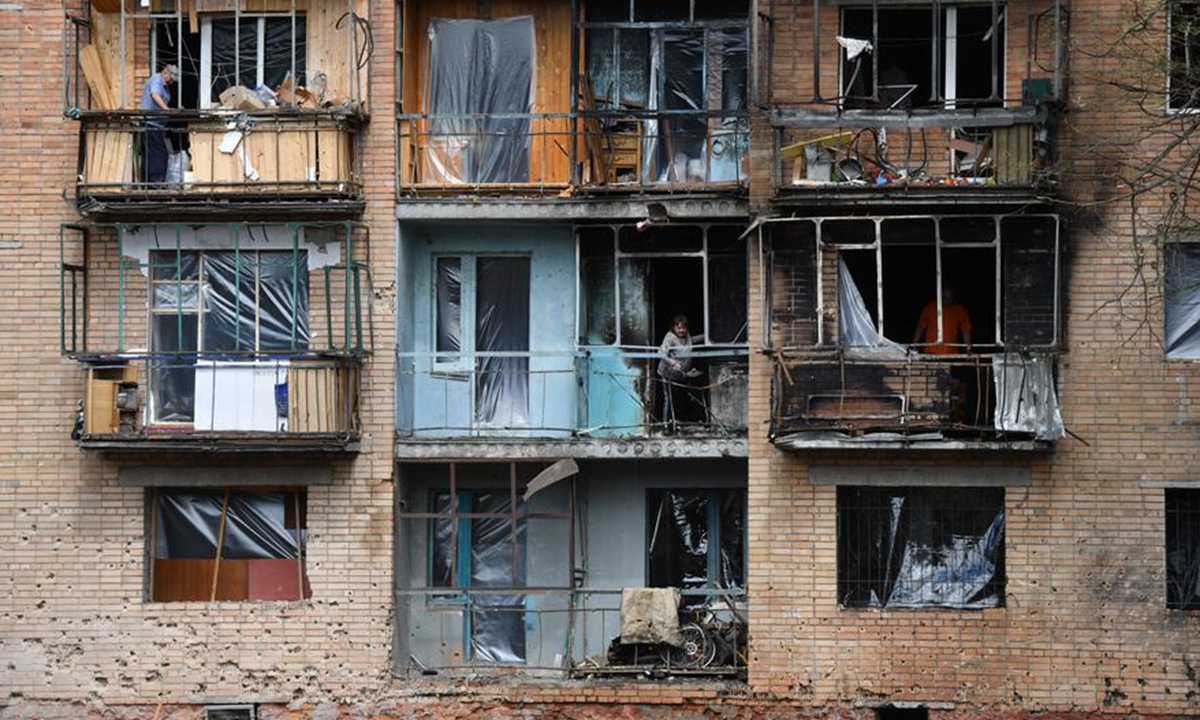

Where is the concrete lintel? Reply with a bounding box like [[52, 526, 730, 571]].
[[770, 105, 1042, 129], [810, 464, 1031, 487], [395, 197, 749, 222], [1139, 479, 1200, 489], [394, 436, 748, 460], [119, 465, 334, 487]]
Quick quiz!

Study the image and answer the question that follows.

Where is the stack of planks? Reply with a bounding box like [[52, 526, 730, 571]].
[[188, 122, 351, 192], [82, 127, 134, 190], [288, 361, 359, 433]]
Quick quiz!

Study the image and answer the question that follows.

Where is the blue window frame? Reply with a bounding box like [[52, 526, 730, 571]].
[[646, 488, 746, 601]]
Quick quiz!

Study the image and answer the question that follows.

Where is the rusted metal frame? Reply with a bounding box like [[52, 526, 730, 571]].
[[448, 462, 458, 597], [395, 510, 571, 520], [509, 463, 519, 598], [813, 0, 822, 102], [147, 488, 158, 599], [871, 0, 879, 104], [933, 0, 943, 104]]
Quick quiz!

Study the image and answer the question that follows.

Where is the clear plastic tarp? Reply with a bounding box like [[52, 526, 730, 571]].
[[435, 257, 462, 355], [475, 257, 531, 426], [155, 490, 303, 560], [992, 353, 1065, 440], [424, 17, 536, 184], [1165, 243, 1200, 359], [838, 257, 907, 358], [838, 486, 1005, 609]]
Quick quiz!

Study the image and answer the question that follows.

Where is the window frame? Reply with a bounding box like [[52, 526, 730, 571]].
[[1169, 0, 1200, 113], [1163, 239, 1200, 360], [644, 487, 747, 598], [1166, 488, 1200, 610], [147, 248, 310, 425], [837, 3, 1008, 111], [198, 13, 307, 109]]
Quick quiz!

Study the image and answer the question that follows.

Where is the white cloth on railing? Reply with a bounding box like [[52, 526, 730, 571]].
[[620, 587, 681, 647]]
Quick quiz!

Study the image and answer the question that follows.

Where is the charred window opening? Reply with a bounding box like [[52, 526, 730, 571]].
[[1171, 0, 1200, 110], [202, 15, 307, 108], [837, 486, 1005, 609], [150, 487, 310, 602], [583, 3, 749, 184], [149, 249, 310, 425], [1166, 489, 1200, 610], [1164, 242, 1200, 359], [841, 5, 1004, 109], [647, 489, 745, 597], [877, 708, 929, 720]]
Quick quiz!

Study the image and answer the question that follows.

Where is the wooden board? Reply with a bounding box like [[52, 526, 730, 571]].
[[80, 45, 117, 110], [83, 129, 134, 188], [993, 124, 1034, 185], [288, 362, 357, 433], [152, 559, 250, 601], [247, 559, 310, 600], [306, 0, 367, 105]]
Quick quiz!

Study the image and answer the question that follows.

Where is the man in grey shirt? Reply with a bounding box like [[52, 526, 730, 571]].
[[140, 64, 177, 183]]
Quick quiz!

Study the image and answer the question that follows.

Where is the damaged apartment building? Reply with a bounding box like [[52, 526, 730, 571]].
[[9, 0, 1200, 715]]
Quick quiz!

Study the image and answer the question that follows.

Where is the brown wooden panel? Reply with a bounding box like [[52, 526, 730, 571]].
[[152, 559, 249, 601], [247, 559, 310, 600]]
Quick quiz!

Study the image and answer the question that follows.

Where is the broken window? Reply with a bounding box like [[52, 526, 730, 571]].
[[150, 487, 309, 602], [647, 489, 745, 597], [841, 4, 1004, 109], [430, 490, 527, 663], [423, 17, 536, 184], [1164, 242, 1200, 359], [149, 250, 310, 424], [1167, 489, 1200, 609], [201, 15, 307, 108], [430, 255, 531, 426], [837, 486, 1005, 609], [1171, 0, 1200, 110], [583, 4, 748, 183]]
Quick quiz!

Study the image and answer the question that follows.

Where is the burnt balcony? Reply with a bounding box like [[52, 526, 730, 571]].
[[75, 111, 362, 220], [61, 221, 369, 453]]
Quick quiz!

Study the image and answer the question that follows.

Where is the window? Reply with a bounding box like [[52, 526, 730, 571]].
[[150, 488, 309, 602], [149, 250, 310, 424], [577, 225, 747, 348], [199, 15, 307, 108], [1172, 0, 1200, 110], [840, 5, 1005, 109], [1164, 242, 1200, 358], [647, 489, 745, 597], [430, 490, 527, 663], [431, 255, 531, 426], [1166, 489, 1200, 609], [837, 486, 1005, 609]]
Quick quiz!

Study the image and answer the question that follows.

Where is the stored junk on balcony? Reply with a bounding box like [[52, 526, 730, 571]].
[[761, 213, 1064, 449], [61, 222, 369, 452]]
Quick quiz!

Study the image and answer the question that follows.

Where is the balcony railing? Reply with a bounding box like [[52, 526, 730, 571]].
[[770, 352, 1063, 449], [78, 354, 361, 451], [397, 111, 749, 195], [75, 112, 362, 218], [396, 348, 748, 440]]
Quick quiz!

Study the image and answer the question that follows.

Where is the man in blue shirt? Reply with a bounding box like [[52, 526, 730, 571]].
[[140, 64, 177, 183]]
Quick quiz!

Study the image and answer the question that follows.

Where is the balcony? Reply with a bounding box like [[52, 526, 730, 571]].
[[61, 221, 369, 453], [762, 212, 1063, 450], [760, 0, 1065, 199], [395, 349, 748, 456], [75, 111, 362, 220]]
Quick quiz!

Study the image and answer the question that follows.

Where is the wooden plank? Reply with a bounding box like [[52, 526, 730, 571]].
[[80, 45, 117, 110], [152, 559, 249, 601]]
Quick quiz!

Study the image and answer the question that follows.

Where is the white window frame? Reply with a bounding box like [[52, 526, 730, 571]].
[[198, 14, 303, 109]]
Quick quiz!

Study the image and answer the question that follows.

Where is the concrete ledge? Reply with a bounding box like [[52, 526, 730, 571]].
[[395, 196, 749, 221], [120, 465, 334, 486], [394, 436, 748, 460]]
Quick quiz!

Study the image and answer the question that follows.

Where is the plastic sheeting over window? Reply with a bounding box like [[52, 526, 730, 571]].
[[838, 257, 907, 358], [203, 251, 310, 353], [210, 17, 307, 104], [992, 353, 1064, 440], [647, 489, 745, 596], [838, 486, 1005, 609], [1166, 489, 1200, 610], [1165, 244, 1200, 359], [425, 17, 536, 184], [430, 491, 527, 664], [435, 257, 462, 355], [475, 257, 531, 426], [156, 489, 303, 560]]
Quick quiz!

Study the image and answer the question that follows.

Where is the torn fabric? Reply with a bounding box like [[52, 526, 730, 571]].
[[620, 587, 682, 646], [837, 486, 1005, 609], [838, 258, 907, 358], [1166, 243, 1200, 359], [424, 17, 536, 184], [837, 36, 873, 61], [992, 353, 1064, 440]]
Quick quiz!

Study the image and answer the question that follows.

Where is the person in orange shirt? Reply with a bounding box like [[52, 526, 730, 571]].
[[912, 285, 973, 354]]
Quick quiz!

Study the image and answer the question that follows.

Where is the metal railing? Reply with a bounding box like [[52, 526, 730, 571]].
[[396, 110, 749, 194], [78, 354, 360, 443], [770, 352, 1053, 442], [398, 587, 748, 678], [396, 348, 748, 439], [77, 111, 361, 201]]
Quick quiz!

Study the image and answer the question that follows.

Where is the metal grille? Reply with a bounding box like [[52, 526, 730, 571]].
[[1166, 489, 1200, 610], [837, 486, 1006, 609]]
